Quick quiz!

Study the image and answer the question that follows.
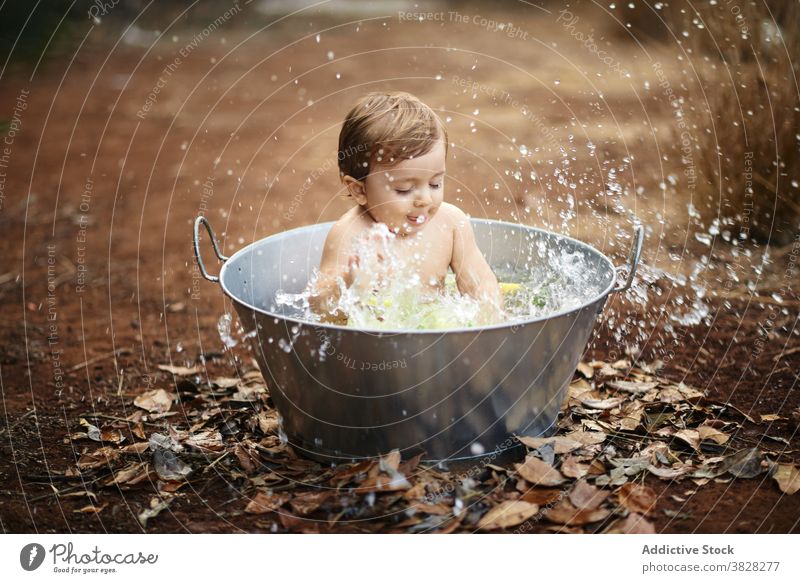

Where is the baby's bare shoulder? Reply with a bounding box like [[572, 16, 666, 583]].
[[438, 202, 471, 230], [324, 208, 369, 250]]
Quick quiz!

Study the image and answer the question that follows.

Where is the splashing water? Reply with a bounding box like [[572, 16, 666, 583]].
[[275, 223, 602, 330]]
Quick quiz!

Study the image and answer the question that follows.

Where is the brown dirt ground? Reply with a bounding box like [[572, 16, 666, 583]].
[[0, 4, 798, 533]]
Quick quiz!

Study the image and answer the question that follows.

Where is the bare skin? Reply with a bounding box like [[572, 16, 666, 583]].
[[308, 139, 502, 325]]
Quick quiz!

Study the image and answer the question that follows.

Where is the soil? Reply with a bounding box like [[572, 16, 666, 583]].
[[0, 5, 798, 533]]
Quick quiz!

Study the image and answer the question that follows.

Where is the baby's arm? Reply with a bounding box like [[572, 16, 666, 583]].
[[448, 206, 503, 320], [307, 220, 357, 323]]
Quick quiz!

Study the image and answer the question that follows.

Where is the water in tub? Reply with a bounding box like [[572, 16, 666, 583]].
[[274, 222, 601, 330]]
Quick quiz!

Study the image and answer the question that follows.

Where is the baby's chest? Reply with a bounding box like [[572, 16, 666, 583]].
[[394, 230, 453, 285]]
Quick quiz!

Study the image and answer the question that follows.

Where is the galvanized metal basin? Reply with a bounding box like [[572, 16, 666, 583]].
[[194, 217, 643, 464]]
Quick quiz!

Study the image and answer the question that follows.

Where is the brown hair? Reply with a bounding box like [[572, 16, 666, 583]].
[[337, 91, 448, 183]]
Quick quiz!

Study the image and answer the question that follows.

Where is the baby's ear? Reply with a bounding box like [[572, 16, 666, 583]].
[[342, 175, 367, 205]]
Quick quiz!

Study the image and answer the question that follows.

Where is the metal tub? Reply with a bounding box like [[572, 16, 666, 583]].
[[194, 217, 643, 464]]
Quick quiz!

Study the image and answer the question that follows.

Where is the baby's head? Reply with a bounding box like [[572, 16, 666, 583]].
[[338, 91, 448, 236]]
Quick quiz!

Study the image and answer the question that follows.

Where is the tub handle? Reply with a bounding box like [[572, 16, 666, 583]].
[[193, 216, 229, 283], [611, 224, 644, 293]]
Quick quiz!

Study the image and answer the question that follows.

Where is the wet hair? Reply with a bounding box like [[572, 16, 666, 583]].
[[337, 91, 448, 183]]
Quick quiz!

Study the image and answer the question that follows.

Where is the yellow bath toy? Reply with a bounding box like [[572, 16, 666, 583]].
[[365, 281, 521, 309]]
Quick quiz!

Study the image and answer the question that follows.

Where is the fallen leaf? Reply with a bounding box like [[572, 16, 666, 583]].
[[657, 387, 685, 403], [245, 490, 291, 514], [760, 413, 783, 422], [618, 483, 657, 515], [576, 362, 594, 379], [771, 464, 800, 495], [605, 512, 655, 533], [569, 480, 609, 510], [647, 464, 692, 479], [561, 455, 589, 479], [517, 435, 582, 455], [278, 510, 319, 533], [185, 429, 224, 452], [158, 364, 199, 376], [105, 462, 147, 486], [379, 449, 402, 473], [152, 449, 192, 481], [519, 488, 563, 506], [676, 382, 703, 400], [697, 424, 730, 445], [138, 497, 172, 527], [478, 500, 539, 530], [718, 448, 764, 479], [148, 432, 183, 452], [100, 428, 126, 444], [563, 429, 607, 447], [357, 473, 411, 492], [257, 413, 280, 435], [544, 499, 610, 525], [211, 376, 240, 388], [134, 389, 174, 413], [415, 502, 452, 516], [290, 491, 334, 515], [578, 393, 625, 410], [77, 446, 120, 469], [673, 429, 701, 451], [74, 504, 107, 514], [615, 401, 645, 431], [607, 380, 658, 394], [515, 456, 566, 486]]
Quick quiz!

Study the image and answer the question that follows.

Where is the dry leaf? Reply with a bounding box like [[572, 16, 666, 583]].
[[517, 435, 582, 455], [185, 429, 224, 452], [478, 500, 539, 530], [134, 389, 174, 413], [75, 504, 107, 514], [138, 497, 172, 527], [719, 448, 765, 479], [607, 380, 658, 394], [77, 446, 120, 469], [606, 512, 655, 533], [576, 362, 594, 379], [615, 401, 645, 431], [157, 364, 199, 376], [676, 382, 703, 400], [771, 464, 800, 495], [278, 510, 318, 533], [106, 462, 147, 486], [697, 424, 730, 445], [211, 376, 240, 388], [515, 456, 566, 486], [290, 491, 334, 515], [674, 429, 701, 451], [561, 455, 590, 479], [519, 488, 563, 506], [544, 499, 610, 525], [578, 393, 625, 410], [379, 449, 402, 473], [152, 449, 192, 481], [647, 464, 692, 479], [257, 413, 280, 434], [245, 490, 291, 514], [569, 480, 609, 511], [564, 429, 607, 447], [618, 483, 657, 515]]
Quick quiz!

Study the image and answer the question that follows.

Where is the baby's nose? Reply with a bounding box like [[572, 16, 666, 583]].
[[414, 188, 432, 206]]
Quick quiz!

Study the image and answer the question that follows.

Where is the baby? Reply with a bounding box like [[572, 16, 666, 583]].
[[308, 91, 503, 325]]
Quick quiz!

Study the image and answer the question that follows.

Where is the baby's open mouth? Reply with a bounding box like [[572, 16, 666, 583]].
[[406, 215, 426, 225]]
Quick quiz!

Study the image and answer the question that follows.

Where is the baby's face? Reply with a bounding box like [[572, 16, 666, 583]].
[[362, 139, 446, 236]]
